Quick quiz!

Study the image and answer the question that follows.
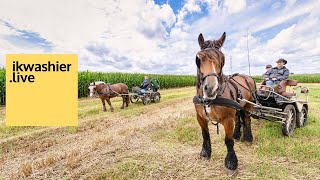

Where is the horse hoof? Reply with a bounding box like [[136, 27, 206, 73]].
[[120, 107, 124, 109], [200, 149, 211, 160], [243, 135, 253, 143], [225, 152, 238, 170], [103, 109, 106, 112], [233, 133, 241, 141], [225, 168, 238, 177]]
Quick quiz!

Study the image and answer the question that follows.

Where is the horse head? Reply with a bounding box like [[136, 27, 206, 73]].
[[88, 81, 105, 97], [196, 32, 226, 99]]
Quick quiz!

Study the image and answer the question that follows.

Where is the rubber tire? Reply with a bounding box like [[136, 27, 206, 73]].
[[282, 104, 296, 136], [142, 95, 151, 105], [130, 95, 139, 103], [153, 93, 160, 103], [296, 106, 308, 128]]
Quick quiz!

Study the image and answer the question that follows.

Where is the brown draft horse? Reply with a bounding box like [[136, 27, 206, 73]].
[[194, 32, 257, 175], [88, 82, 130, 112]]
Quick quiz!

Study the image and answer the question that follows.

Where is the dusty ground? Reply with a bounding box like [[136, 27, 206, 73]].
[[0, 85, 319, 179]]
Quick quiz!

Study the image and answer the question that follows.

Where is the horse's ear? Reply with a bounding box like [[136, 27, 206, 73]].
[[198, 33, 204, 49], [217, 32, 226, 48]]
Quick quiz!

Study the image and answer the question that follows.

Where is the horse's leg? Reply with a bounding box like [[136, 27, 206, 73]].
[[197, 113, 211, 159], [243, 104, 253, 142], [106, 98, 114, 112], [126, 95, 129, 107], [233, 111, 242, 141], [120, 96, 125, 109], [223, 118, 238, 173], [100, 97, 107, 112]]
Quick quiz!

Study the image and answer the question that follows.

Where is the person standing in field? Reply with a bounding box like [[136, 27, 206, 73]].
[[266, 58, 290, 87]]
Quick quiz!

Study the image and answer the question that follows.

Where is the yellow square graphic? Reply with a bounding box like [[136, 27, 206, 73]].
[[6, 54, 78, 126]]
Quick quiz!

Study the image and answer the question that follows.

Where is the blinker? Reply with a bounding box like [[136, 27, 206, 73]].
[[196, 56, 200, 68]]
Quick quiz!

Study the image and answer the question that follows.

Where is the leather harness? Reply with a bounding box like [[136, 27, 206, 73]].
[[98, 83, 118, 96]]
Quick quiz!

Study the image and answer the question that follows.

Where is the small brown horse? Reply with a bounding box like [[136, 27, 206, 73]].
[[194, 32, 257, 175], [88, 82, 129, 112]]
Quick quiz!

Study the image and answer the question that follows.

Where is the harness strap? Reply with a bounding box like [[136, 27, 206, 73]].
[[203, 104, 219, 134], [193, 96, 249, 114], [202, 72, 220, 82], [230, 74, 257, 102], [98, 84, 118, 96]]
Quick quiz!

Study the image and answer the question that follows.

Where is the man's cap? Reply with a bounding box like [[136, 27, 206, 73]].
[[276, 58, 287, 65], [266, 64, 272, 68]]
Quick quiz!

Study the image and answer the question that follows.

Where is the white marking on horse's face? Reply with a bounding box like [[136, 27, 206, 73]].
[[88, 86, 96, 98], [203, 63, 219, 99]]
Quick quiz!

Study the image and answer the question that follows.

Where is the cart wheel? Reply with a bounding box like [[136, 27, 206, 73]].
[[153, 93, 160, 103], [296, 106, 308, 128], [282, 104, 296, 136], [142, 95, 151, 105], [130, 95, 139, 103]]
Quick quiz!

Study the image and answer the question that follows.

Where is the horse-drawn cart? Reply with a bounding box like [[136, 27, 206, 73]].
[[241, 80, 309, 136], [129, 86, 161, 105]]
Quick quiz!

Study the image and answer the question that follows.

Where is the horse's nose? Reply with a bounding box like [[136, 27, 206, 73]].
[[204, 85, 214, 95]]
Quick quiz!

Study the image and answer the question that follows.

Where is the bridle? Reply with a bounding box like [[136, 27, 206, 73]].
[[196, 47, 224, 99]]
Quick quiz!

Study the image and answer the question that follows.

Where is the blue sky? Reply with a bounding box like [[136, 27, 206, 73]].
[[0, 0, 319, 75], [155, 0, 184, 13]]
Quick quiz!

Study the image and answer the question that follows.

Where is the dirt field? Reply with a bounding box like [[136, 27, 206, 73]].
[[0, 84, 319, 179]]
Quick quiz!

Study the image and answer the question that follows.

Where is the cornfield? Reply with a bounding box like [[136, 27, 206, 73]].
[[0, 68, 319, 105], [252, 74, 320, 83], [78, 71, 196, 98], [0, 68, 5, 105]]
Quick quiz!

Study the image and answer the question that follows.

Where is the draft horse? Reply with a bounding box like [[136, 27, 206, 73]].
[[194, 32, 257, 175], [88, 82, 130, 112]]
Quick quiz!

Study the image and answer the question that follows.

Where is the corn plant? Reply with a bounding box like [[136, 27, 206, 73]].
[[0, 68, 5, 105]]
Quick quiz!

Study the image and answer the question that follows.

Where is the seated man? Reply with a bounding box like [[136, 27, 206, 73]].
[[262, 64, 272, 81], [140, 76, 150, 93], [266, 58, 289, 88]]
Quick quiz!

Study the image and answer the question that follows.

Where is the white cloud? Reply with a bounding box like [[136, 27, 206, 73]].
[[253, 0, 314, 32], [224, 0, 246, 14]]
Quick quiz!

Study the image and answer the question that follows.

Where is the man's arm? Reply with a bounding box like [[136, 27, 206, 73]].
[[278, 69, 290, 81], [270, 69, 276, 80], [263, 71, 271, 80], [140, 80, 145, 88]]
